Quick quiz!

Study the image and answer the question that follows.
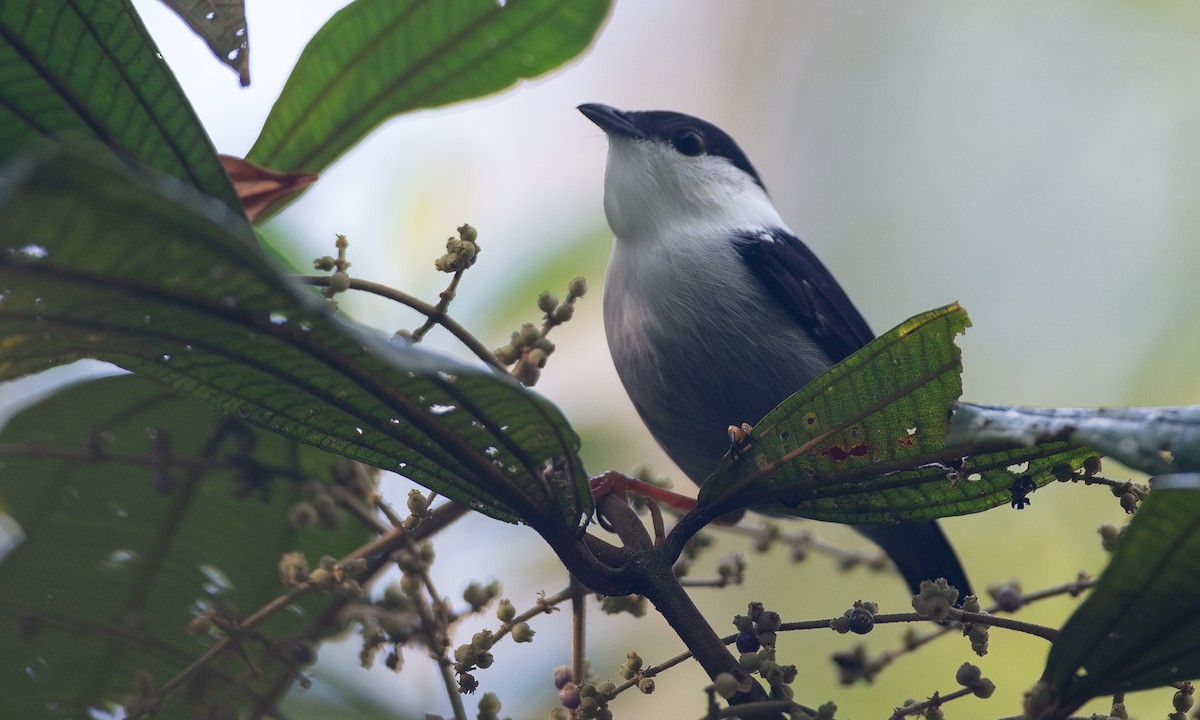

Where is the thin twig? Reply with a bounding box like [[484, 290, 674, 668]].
[[326, 484, 391, 534], [870, 573, 1098, 671], [411, 270, 465, 342], [571, 576, 587, 690], [295, 274, 504, 372], [889, 687, 973, 719]]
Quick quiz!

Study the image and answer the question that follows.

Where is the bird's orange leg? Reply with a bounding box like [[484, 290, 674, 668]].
[[589, 470, 698, 513]]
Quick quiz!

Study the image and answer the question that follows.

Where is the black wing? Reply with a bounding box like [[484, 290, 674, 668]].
[[732, 228, 874, 363]]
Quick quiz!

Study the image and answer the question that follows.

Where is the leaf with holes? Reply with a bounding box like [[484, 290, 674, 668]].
[[0, 375, 372, 720], [159, 0, 250, 85], [697, 304, 1095, 523], [1035, 478, 1200, 719], [247, 0, 612, 179], [0, 1, 240, 213], [0, 147, 590, 535]]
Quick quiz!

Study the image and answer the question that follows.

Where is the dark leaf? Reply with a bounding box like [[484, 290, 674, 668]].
[[0, 0, 240, 213], [0, 147, 589, 532], [159, 0, 250, 85], [247, 0, 612, 177], [1037, 478, 1200, 718], [0, 375, 371, 719], [698, 304, 1094, 522]]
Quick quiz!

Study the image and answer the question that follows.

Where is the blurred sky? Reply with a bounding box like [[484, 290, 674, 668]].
[[7, 1, 1200, 717]]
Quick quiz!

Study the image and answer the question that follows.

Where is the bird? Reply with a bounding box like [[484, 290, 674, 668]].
[[578, 102, 971, 597]]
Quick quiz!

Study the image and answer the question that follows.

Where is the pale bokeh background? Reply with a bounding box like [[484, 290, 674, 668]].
[[5, 1, 1200, 717]]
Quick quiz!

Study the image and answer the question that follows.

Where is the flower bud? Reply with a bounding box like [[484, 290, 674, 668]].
[[510, 622, 534, 643], [329, 271, 351, 293], [496, 599, 516, 623], [538, 291, 559, 313]]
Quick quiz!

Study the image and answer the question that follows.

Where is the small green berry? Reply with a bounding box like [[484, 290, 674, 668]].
[[329, 271, 351, 293], [1051, 463, 1075, 482], [955, 663, 981, 686], [527, 348, 548, 368], [713, 672, 739, 699], [553, 303, 575, 322], [341, 558, 368, 577], [477, 692, 501, 716], [407, 489, 429, 516], [399, 572, 421, 595], [308, 567, 333, 591], [515, 323, 540, 347], [463, 582, 490, 611], [511, 622, 534, 643], [517, 363, 541, 386], [972, 677, 996, 699], [757, 610, 782, 632], [496, 599, 516, 623], [494, 344, 518, 365], [1099, 523, 1123, 551], [538, 291, 559, 313], [568, 277, 588, 298]]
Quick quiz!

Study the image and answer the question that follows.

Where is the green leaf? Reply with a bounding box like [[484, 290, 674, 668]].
[[697, 304, 1095, 523], [0, 375, 371, 720], [0, 1, 240, 212], [0, 147, 590, 532], [1037, 480, 1200, 718], [948, 402, 1200, 475], [159, 0, 250, 86], [247, 0, 612, 175]]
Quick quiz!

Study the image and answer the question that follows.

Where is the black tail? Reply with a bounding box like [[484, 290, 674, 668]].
[[855, 520, 971, 599]]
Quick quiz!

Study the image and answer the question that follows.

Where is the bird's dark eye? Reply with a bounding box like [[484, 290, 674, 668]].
[[671, 128, 706, 157]]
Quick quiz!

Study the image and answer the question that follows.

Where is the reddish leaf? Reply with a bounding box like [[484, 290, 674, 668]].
[[220, 154, 318, 221]]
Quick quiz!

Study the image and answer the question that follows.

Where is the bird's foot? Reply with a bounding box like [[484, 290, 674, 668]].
[[727, 422, 756, 460], [588, 470, 699, 513]]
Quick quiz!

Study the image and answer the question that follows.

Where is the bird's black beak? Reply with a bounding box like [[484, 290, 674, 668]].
[[578, 103, 645, 140]]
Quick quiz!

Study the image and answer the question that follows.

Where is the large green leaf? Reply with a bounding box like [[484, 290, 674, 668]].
[[697, 305, 1095, 523], [0, 0, 240, 212], [1036, 479, 1200, 718], [0, 375, 371, 720], [246, 0, 612, 175], [0, 147, 590, 532]]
